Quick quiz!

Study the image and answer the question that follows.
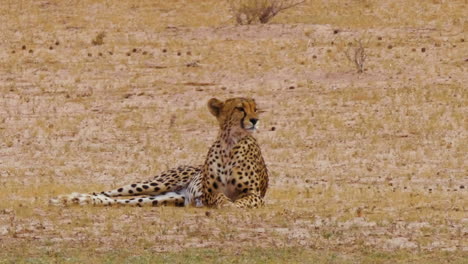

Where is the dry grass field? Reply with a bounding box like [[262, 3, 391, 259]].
[[0, 0, 467, 263]]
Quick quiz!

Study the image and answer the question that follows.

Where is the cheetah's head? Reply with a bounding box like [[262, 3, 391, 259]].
[[208, 97, 260, 132]]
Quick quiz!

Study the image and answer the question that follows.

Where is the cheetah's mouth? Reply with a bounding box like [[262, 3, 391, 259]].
[[241, 113, 259, 132], [244, 123, 259, 132]]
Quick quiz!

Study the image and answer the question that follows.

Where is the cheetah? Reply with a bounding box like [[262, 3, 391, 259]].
[[50, 97, 268, 208]]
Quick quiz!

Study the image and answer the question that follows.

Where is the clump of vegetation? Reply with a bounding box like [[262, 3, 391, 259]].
[[91, 31, 106, 45], [228, 0, 305, 25], [345, 38, 367, 73]]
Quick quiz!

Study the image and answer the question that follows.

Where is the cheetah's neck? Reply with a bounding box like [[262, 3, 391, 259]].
[[218, 122, 251, 156]]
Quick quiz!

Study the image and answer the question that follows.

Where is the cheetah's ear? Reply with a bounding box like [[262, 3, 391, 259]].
[[208, 98, 224, 117]]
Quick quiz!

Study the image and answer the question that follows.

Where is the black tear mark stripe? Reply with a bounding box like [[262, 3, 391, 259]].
[[240, 109, 246, 129]]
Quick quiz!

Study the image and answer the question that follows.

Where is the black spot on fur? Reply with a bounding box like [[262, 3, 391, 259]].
[[136, 187, 143, 192], [142, 185, 149, 189], [150, 183, 157, 186], [128, 190, 134, 194], [118, 188, 123, 192], [131, 184, 137, 187]]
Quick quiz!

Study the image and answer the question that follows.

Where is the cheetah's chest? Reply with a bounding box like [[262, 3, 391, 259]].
[[206, 146, 237, 196]]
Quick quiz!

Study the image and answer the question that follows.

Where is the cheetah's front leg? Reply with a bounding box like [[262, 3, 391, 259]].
[[209, 192, 236, 208], [234, 193, 264, 208]]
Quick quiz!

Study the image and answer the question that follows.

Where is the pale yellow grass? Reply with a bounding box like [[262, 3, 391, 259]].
[[0, 0, 467, 263]]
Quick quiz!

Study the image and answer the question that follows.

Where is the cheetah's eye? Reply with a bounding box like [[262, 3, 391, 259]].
[[235, 107, 245, 112]]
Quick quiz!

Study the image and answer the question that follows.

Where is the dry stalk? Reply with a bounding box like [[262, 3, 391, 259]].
[[345, 39, 367, 74]]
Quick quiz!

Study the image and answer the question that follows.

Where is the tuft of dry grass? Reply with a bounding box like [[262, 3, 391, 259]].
[[229, 0, 305, 25], [91, 31, 106, 46]]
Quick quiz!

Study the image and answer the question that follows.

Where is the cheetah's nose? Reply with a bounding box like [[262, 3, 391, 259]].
[[250, 118, 258, 125]]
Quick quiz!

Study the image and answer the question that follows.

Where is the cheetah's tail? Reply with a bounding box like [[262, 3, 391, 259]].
[[49, 192, 116, 206]]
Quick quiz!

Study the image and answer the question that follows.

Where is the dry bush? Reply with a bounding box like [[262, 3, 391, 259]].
[[345, 39, 367, 73], [229, 0, 305, 25]]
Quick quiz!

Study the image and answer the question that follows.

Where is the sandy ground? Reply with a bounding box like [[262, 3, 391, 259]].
[[0, 0, 467, 262]]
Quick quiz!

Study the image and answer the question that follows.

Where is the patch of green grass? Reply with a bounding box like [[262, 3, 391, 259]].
[[2, 247, 467, 264]]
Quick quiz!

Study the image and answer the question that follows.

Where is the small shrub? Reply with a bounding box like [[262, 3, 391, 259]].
[[91, 31, 106, 46], [229, 0, 305, 25], [345, 39, 367, 74]]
